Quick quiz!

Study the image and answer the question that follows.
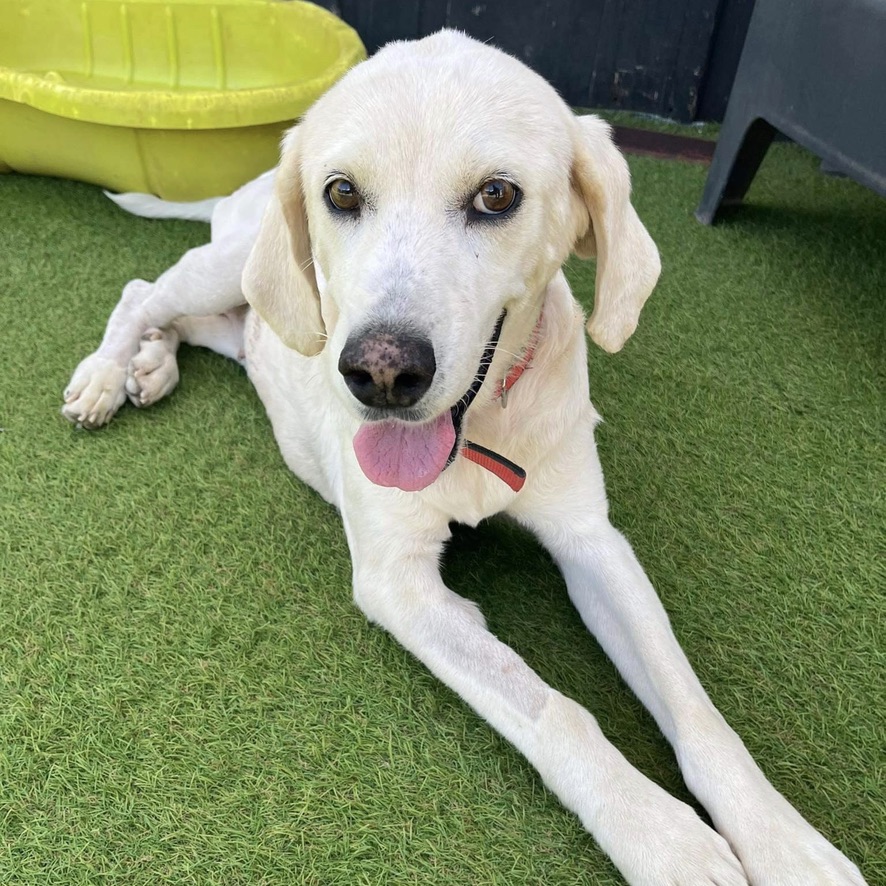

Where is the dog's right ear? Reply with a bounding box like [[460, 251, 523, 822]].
[[242, 127, 326, 357]]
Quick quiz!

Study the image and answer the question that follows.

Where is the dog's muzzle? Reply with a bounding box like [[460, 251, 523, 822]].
[[342, 312, 527, 493]]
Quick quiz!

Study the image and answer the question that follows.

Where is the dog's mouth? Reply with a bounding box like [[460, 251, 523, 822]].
[[353, 411, 456, 492], [352, 314, 505, 492]]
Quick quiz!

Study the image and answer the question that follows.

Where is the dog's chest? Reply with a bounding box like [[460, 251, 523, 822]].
[[420, 454, 521, 526]]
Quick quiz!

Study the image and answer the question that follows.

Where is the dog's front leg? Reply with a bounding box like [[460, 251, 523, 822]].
[[509, 422, 866, 886], [63, 235, 251, 428], [343, 496, 747, 886]]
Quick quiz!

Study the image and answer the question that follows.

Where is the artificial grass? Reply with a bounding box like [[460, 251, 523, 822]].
[[1, 136, 884, 885]]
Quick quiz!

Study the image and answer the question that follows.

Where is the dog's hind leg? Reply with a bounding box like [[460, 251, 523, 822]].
[[63, 235, 251, 428], [124, 308, 247, 409]]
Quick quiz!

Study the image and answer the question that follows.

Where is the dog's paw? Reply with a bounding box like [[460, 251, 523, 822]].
[[125, 327, 180, 408], [597, 780, 749, 885], [684, 745, 868, 885], [62, 354, 128, 429], [623, 806, 748, 885], [727, 797, 867, 885]]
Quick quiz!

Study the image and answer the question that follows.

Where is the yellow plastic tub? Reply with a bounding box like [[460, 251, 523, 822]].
[[0, 0, 365, 199]]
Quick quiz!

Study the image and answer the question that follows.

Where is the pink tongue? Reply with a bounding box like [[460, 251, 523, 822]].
[[353, 412, 456, 492]]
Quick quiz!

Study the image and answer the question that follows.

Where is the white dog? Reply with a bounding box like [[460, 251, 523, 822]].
[[62, 31, 866, 886]]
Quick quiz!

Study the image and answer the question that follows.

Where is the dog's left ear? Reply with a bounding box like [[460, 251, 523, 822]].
[[571, 115, 661, 353]]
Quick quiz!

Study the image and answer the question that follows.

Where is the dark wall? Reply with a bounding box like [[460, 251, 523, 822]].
[[314, 0, 754, 122]]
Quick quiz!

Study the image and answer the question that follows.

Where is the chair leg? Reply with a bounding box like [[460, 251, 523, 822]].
[[695, 117, 776, 224]]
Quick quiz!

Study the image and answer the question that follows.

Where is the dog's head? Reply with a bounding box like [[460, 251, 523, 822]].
[[243, 30, 659, 490]]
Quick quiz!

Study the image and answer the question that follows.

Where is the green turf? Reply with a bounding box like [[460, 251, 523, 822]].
[[1, 136, 884, 885]]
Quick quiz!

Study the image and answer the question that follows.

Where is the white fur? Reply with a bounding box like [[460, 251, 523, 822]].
[[63, 31, 866, 886], [104, 189, 221, 222]]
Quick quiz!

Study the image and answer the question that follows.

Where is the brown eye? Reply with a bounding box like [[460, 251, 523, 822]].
[[472, 178, 518, 215], [326, 178, 360, 212]]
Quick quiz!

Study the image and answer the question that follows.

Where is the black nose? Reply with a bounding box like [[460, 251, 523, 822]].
[[338, 329, 436, 409]]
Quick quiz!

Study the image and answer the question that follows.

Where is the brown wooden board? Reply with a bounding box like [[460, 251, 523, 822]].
[[612, 125, 715, 164]]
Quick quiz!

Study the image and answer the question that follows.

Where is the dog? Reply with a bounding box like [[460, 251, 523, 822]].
[[61, 31, 867, 886]]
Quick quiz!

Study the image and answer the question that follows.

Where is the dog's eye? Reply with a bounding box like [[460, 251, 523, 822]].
[[472, 179, 519, 215], [326, 178, 360, 212]]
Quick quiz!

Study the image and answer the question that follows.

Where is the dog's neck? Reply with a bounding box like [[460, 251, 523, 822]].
[[494, 308, 544, 406], [457, 304, 545, 491]]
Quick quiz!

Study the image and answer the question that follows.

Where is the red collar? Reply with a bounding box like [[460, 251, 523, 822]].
[[494, 309, 544, 405], [462, 441, 526, 492], [461, 310, 543, 492]]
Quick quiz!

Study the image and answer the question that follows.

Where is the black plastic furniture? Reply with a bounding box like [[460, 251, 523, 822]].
[[696, 0, 886, 224]]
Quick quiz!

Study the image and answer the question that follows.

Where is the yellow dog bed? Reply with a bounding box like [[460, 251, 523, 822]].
[[0, 0, 365, 199]]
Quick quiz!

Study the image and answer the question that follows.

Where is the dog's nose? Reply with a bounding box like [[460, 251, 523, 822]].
[[338, 329, 436, 409]]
